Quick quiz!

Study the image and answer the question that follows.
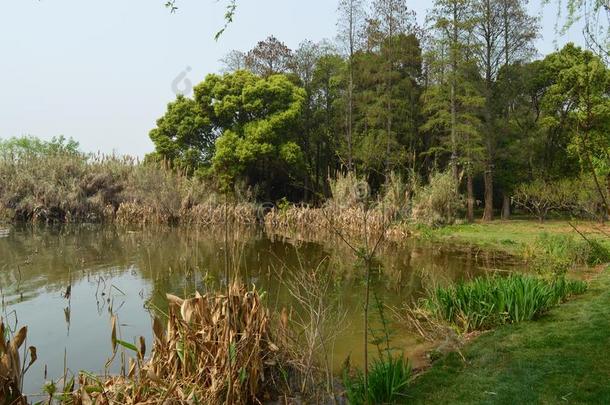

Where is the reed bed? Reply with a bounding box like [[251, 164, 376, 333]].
[[263, 205, 399, 237], [70, 283, 291, 404], [418, 274, 587, 333], [0, 149, 263, 226]]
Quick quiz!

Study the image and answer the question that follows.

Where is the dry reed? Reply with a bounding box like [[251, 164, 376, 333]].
[[70, 283, 291, 405], [0, 321, 36, 405]]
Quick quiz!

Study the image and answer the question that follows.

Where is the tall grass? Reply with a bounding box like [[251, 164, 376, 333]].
[[411, 170, 464, 227], [528, 233, 610, 274], [343, 354, 411, 405], [423, 274, 587, 333]]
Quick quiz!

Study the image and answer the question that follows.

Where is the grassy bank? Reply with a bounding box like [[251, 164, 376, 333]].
[[421, 219, 610, 255], [408, 266, 610, 404]]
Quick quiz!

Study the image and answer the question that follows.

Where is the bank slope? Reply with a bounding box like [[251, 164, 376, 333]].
[[409, 267, 610, 405]]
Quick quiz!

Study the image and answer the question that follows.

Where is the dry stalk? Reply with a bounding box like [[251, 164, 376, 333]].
[[0, 320, 36, 405], [70, 283, 291, 405]]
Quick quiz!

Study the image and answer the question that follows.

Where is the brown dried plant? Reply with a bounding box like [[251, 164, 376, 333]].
[[0, 321, 36, 405], [70, 283, 290, 405]]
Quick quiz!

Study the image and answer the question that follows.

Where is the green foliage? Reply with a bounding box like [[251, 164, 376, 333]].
[[150, 70, 307, 197], [513, 176, 608, 221], [0, 135, 80, 158], [409, 268, 610, 404], [512, 179, 572, 221], [424, 274, 587, 333], [352, 32, 422, 177], [343, 354, 411, 405], [588, 239, 610, 265], [148, 95, 213, 174], [343, 293, 412, 405], [529, 232, 610, 274], [529, 233, 592, 274]]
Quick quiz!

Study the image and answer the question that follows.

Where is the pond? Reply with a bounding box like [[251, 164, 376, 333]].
[[0, 224, 520, 396]]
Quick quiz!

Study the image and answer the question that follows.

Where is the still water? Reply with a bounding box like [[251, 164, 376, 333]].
[[0, 224, 519, 396]]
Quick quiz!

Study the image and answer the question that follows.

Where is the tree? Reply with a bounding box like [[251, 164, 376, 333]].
[[427, 0, 477, 182], [219, 50, 247, 73], [337, 0, 366, 170], [149, 71, 307, 199], [471, 0, 537, 220], [311, 52, 345, 191], [149, 95, 214, 173], [207, 71, 306, 198], [245, 36, 293, 77], [371, 0, 417, 178], [542, 44, 610, 216], [353, 31, 422, 187], [424, 0, 486, 222]]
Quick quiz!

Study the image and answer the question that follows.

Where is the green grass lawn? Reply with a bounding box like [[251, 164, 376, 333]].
[[422, 219, 610, 255], [408, 267, 610, 405]]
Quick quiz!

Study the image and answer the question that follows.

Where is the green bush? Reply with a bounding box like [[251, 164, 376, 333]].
[[529, 233, 610, 274], [343, 354, 411, 405], [423, 274, 587, 333], [529, 233, 590, 274], [587, 239, 610, 265]]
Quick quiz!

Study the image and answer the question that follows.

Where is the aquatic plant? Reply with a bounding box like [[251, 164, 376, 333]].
[[421, 274, 587, 333], [70, 283, 293, 404], [343, 353, 411, 405], [0, 322, 36, 405]]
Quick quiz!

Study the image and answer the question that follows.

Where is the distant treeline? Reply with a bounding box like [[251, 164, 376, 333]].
[[147, 0, 610, 220]]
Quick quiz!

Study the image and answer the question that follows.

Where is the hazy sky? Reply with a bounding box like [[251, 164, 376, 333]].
[[0, 0, 585, 157]]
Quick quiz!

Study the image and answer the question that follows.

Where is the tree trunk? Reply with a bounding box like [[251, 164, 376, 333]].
[[606, 173, 610, 220], [467, 171, 474, 223], [501, 193, 510, 220], [483, 163, 494, 221], [450, 2, 459, 184]]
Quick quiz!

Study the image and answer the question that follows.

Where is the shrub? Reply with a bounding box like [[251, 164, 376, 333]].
[[512, 179, 570, 222], [423, 274, 587, 333], [343, 354, 411, 405], [588, 239, 610, 265], [513, 177, 607, 221], [528, 233, 610, 274], [529, 233, 591, 274], [411, 170, 464, 227]]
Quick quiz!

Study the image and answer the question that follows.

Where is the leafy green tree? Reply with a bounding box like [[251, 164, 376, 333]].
[[150, 71, 306, 198], [149, 96, 213, 173], [338, 0, 367, 170], [208, 71, 306, 198], [353, 28, 422, 187], [541, 44, 610, 215], [471, 0, 537, 220], [291, 41, 345, 197], [0, 135, 80, 157]]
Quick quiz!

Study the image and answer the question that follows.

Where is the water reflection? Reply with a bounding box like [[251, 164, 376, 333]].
[[0, 224, 519, 395]]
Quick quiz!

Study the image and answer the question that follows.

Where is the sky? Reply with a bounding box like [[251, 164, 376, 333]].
[[0, 0, 586, 157]]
